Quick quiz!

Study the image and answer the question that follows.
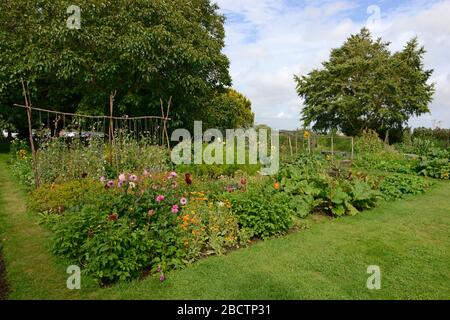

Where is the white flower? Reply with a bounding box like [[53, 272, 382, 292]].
[[217, 201, 225, 207], [129, 182, 136, 189]]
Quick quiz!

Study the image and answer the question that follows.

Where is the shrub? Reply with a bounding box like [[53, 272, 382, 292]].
[[51, 204, 107, 260], [355, 130, 385, 154], [413, 127, 450, 149], [179, 197, 247, 259], [415, 148, 450, 179], [225, 183, 293, 239], [378, 173, 432, 200], [82, 220, 153, 283], [29, 180, 104, 214], [312, 177, 380, 217], [275, 154, 380, 218]]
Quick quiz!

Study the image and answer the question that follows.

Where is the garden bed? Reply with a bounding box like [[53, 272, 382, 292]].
[[3, 131, 449, 295]]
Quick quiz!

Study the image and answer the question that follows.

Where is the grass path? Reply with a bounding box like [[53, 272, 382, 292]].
[[0, 153, 449, 299], [0, 154, 85, 299]]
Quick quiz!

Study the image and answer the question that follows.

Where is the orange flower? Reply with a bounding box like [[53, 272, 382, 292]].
[[274, 181, 281, 190]]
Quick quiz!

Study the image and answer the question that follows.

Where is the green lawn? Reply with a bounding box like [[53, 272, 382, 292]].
[[0, 153, 449, 300]]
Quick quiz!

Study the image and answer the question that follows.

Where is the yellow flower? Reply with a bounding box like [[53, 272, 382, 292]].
[[17, 149, 27, 159], [303, 131, 310, 140]]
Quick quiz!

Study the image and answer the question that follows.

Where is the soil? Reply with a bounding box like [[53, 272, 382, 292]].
[[0, 248, 9, 300]]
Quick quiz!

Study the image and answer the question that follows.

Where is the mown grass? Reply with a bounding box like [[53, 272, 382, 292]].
[[0, 153, 449, 300]]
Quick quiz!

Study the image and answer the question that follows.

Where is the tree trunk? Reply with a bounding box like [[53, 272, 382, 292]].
[[384, 130, 390, 145]]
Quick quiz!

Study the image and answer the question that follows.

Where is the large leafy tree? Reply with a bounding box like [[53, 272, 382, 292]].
[[0, 0, 233, 134], [295, 28, 434, 142]]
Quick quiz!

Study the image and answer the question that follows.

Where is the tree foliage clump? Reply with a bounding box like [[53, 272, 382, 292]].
[[295, 28, 434, 142], [201, 89, 254, 130], [0, 0, 252, 133]]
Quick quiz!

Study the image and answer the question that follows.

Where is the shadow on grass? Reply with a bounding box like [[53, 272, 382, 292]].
[[0, 246, 9, 300], [0, 142, 11, 154]]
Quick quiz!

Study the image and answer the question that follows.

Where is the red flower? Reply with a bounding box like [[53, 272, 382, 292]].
[[185, 173, 193, 185], [108, 213, 119, 221]]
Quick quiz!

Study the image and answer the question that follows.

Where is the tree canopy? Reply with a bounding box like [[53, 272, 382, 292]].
[[295, 28, 435, 142], [201, 89, 254, 130], [0, 0, 253, 134]]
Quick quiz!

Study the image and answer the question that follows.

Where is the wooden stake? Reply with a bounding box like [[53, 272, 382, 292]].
[[331, 132, 334, 159], [351, 137, 354, 160], [21, 80, 40, 188], [288, 136, 293, 158], [308, 135, 311, 155], [108, 90, 116, 166], [160, 97, 171, 150]]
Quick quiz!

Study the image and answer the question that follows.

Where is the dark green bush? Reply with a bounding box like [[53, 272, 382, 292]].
[[225, 184, 293, 239]]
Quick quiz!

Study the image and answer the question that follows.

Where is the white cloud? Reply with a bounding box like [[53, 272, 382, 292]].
[[216, 0, 450, 130]]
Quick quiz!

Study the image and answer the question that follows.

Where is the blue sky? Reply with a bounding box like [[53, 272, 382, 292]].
[[215, 0, 450, 130]]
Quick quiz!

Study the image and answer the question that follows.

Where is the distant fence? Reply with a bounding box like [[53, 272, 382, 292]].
[[279, 130, 355, 161]]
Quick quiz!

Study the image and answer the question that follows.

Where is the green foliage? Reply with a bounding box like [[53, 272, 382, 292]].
[[352, 131, 420, 174], [82, 220, 153, 283], [180, 199, 248, 259], [413, 127, 450, 149], [411, 137, 436, 156], [354, 130, 385, 154], [50, 173, 188, 283], [276, 154, 380, 218], [378, 174, 432, 200], [416, 152, 450, 179], [35, 136, 171, 184], [295, 28, 434, 141], [225, 183, 293, 239], [201, 89, 255, 130], [9, 139, 34, 187], [29, 180, 103, 214], [176, 141, 260, 178], [177, 163, 259, 178], [0, 0, 232, 131]]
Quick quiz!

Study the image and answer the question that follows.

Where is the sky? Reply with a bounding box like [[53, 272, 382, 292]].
[[215, 0, 450, 130]]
